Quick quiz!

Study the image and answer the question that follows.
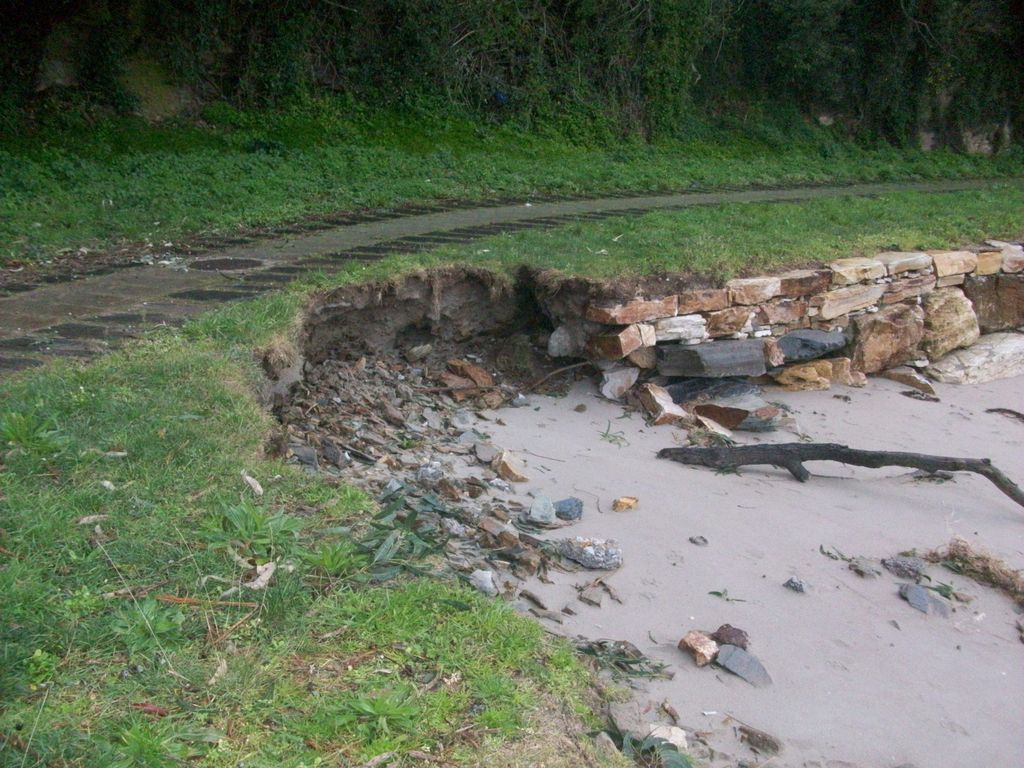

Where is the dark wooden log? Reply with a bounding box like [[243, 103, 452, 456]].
[[657, 442, 1024, 510]]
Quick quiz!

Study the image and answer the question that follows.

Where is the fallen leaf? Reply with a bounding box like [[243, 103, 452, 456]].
[[76, 514, 109, 525], [243, 561, 276, 590], [207, 657, 228, 687], [131, 702, 169, 717], [241, 470, 263, 497]]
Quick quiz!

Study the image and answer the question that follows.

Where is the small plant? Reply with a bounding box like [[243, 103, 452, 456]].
[[24, 648, 59, 686], [111, 722, 222, 768], [302, 541, 365, 578], [339, 688, 420, 741], [215, 501, 302, 558], [599, 421, 629, 448], [0, 411, 67, 456], [111, 598, 186, 657], [708, 588, 747, 603]]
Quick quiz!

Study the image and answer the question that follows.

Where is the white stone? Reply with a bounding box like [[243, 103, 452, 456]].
[[647, 724, 688, 751], [599, 365, 640, 400], [654, 314, 708, 342], [469, 570, 498, 596], [876, 251, 932, 275], [926, 333, 1024, 384], [547, 320, 601, 358]]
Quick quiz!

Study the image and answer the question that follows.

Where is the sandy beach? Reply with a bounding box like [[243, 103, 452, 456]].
[[489, 374, 1024, 767]]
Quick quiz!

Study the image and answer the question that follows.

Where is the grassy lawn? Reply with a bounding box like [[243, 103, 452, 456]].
[[2, 177, 1023, 767], [0, 335, 605, 767], [2, 101, 1023, 263]]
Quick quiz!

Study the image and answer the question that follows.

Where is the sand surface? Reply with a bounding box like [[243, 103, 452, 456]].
[[488, 375, 1024, 767]]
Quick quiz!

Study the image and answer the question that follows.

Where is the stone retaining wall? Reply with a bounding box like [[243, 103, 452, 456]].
[[553, 240, 1024, 398]]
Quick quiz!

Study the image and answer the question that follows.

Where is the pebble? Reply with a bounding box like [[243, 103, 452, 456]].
[[711, 623, 750, 650], [689, 535, 709, 546], [882, 555, 927, 581], [783, 576, 807, 593], [716, 644, 773, 687], [510, 394, 531, 408], [415, 461, 444, 487], [527, 496, 556, 524], [554, 496, 584, 521], [469, 569, 498, 596], [557, 537, 623, 570], [848, 556, 881, 578], [899, 583, 950, 617]]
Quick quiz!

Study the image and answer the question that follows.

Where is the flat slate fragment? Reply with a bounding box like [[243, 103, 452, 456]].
[[657, 339, 766, 378], [899, 584, 950, 617], [716, 644, 773, 687], [776, 329, 848, 363]]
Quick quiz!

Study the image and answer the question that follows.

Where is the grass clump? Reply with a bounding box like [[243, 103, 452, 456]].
[[0, 337, 596, 766]]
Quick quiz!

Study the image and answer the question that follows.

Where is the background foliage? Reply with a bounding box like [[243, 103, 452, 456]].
[[3, 0, 1021, 146]]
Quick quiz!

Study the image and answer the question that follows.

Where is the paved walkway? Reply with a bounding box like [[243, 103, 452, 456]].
[[0, 178, 1009, 373]]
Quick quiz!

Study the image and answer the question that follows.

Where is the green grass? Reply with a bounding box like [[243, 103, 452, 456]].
[[2, 98, 1023, 263], [0, 338, 597, 767]]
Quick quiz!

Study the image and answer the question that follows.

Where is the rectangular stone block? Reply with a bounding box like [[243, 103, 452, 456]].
[[778, 269, 831, 297], [587, 324, 649, 359], [657, 339, 767, 378], [875, 251, 932, 275], [755, 299, 808, 325], [931, 250, 978, 278], [935, 274, 965, 287], [830, 257, 886, 285], [706, 306, 754, 337], [727, 277, 781, 305], [1002, 246, 1024, 273], [585, 296, 677, 324], [677, 288, 729, 314], [882, 274, 935, 304], [654, 314, 707, 342], [974, 251, 1003, 276], [815, 284, 886, 320]]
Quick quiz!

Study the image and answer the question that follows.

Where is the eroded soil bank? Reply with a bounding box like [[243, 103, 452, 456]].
[[273, 262, 1024, 767]]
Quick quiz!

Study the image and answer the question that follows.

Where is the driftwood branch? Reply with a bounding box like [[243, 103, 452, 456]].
[[657, 442, 1024, 511]]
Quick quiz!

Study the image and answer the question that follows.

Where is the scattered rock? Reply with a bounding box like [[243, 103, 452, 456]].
[[474, 441, 499, 463], [291, 444, 319, 471], [599, 365, 640, 400], [554, 497, 584, 521], [638, 383, 694, 426], [593, 731, 619, 757], [882, 555, 927, 581], [448, 358, 494, 387], [678, 630, 720, 666], [776, 329, 847, 363], [527, 496, 556, 525], [848, 557, 881, 578], [547, 320, 601, 358], [469, 569, 498, 596], [416, 461, 445, 487], [921, 288, 980, 360], [647, 724, 688, 751], [578, 584, 604, 607], [899, 583, 950, 617], [711, 624, 750, 650], [689, 535, 708, 546], [691, 395, 786, 432], [612, 496, 639, 512], [509, 393, 530, 408], [493, 450, 529, 482], [927, 332, 1024, 384], [657, 339, 767, 378], [783, 577, 807, 593], [738, 724, 783, 755], [558, 537, 623, 570], [405, 343, 433, 362], [882, 366, 936, 395], [851, 303, 924, 373], [715, 644, 772, 687]]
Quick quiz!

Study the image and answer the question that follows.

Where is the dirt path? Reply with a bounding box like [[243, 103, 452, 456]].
[[0, 178, 1009, 373]]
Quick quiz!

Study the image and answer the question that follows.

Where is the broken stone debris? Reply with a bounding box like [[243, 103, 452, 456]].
[[738, 724, 783, 755], [899, 583, 950, 617], [492, 449, 529, 482], [848, 557, 882, 579], [689, 535, 708, 546], [469, 569, 498, 596], [711, 623, 750, 650], [558, 537, 623, 570], [554, 496, 584, 521], [599, 365, 640, 400], [882, 555, 927, 581], [526, 495, 556, 525], [612, 495, 639, 512], [715, 644, 773, 687], [783, 576, 807, 593], [647, 724, 689, 751], [882, 366, 936, 395], [678, 630, 720, 666], [637, 382, 693, 426]]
